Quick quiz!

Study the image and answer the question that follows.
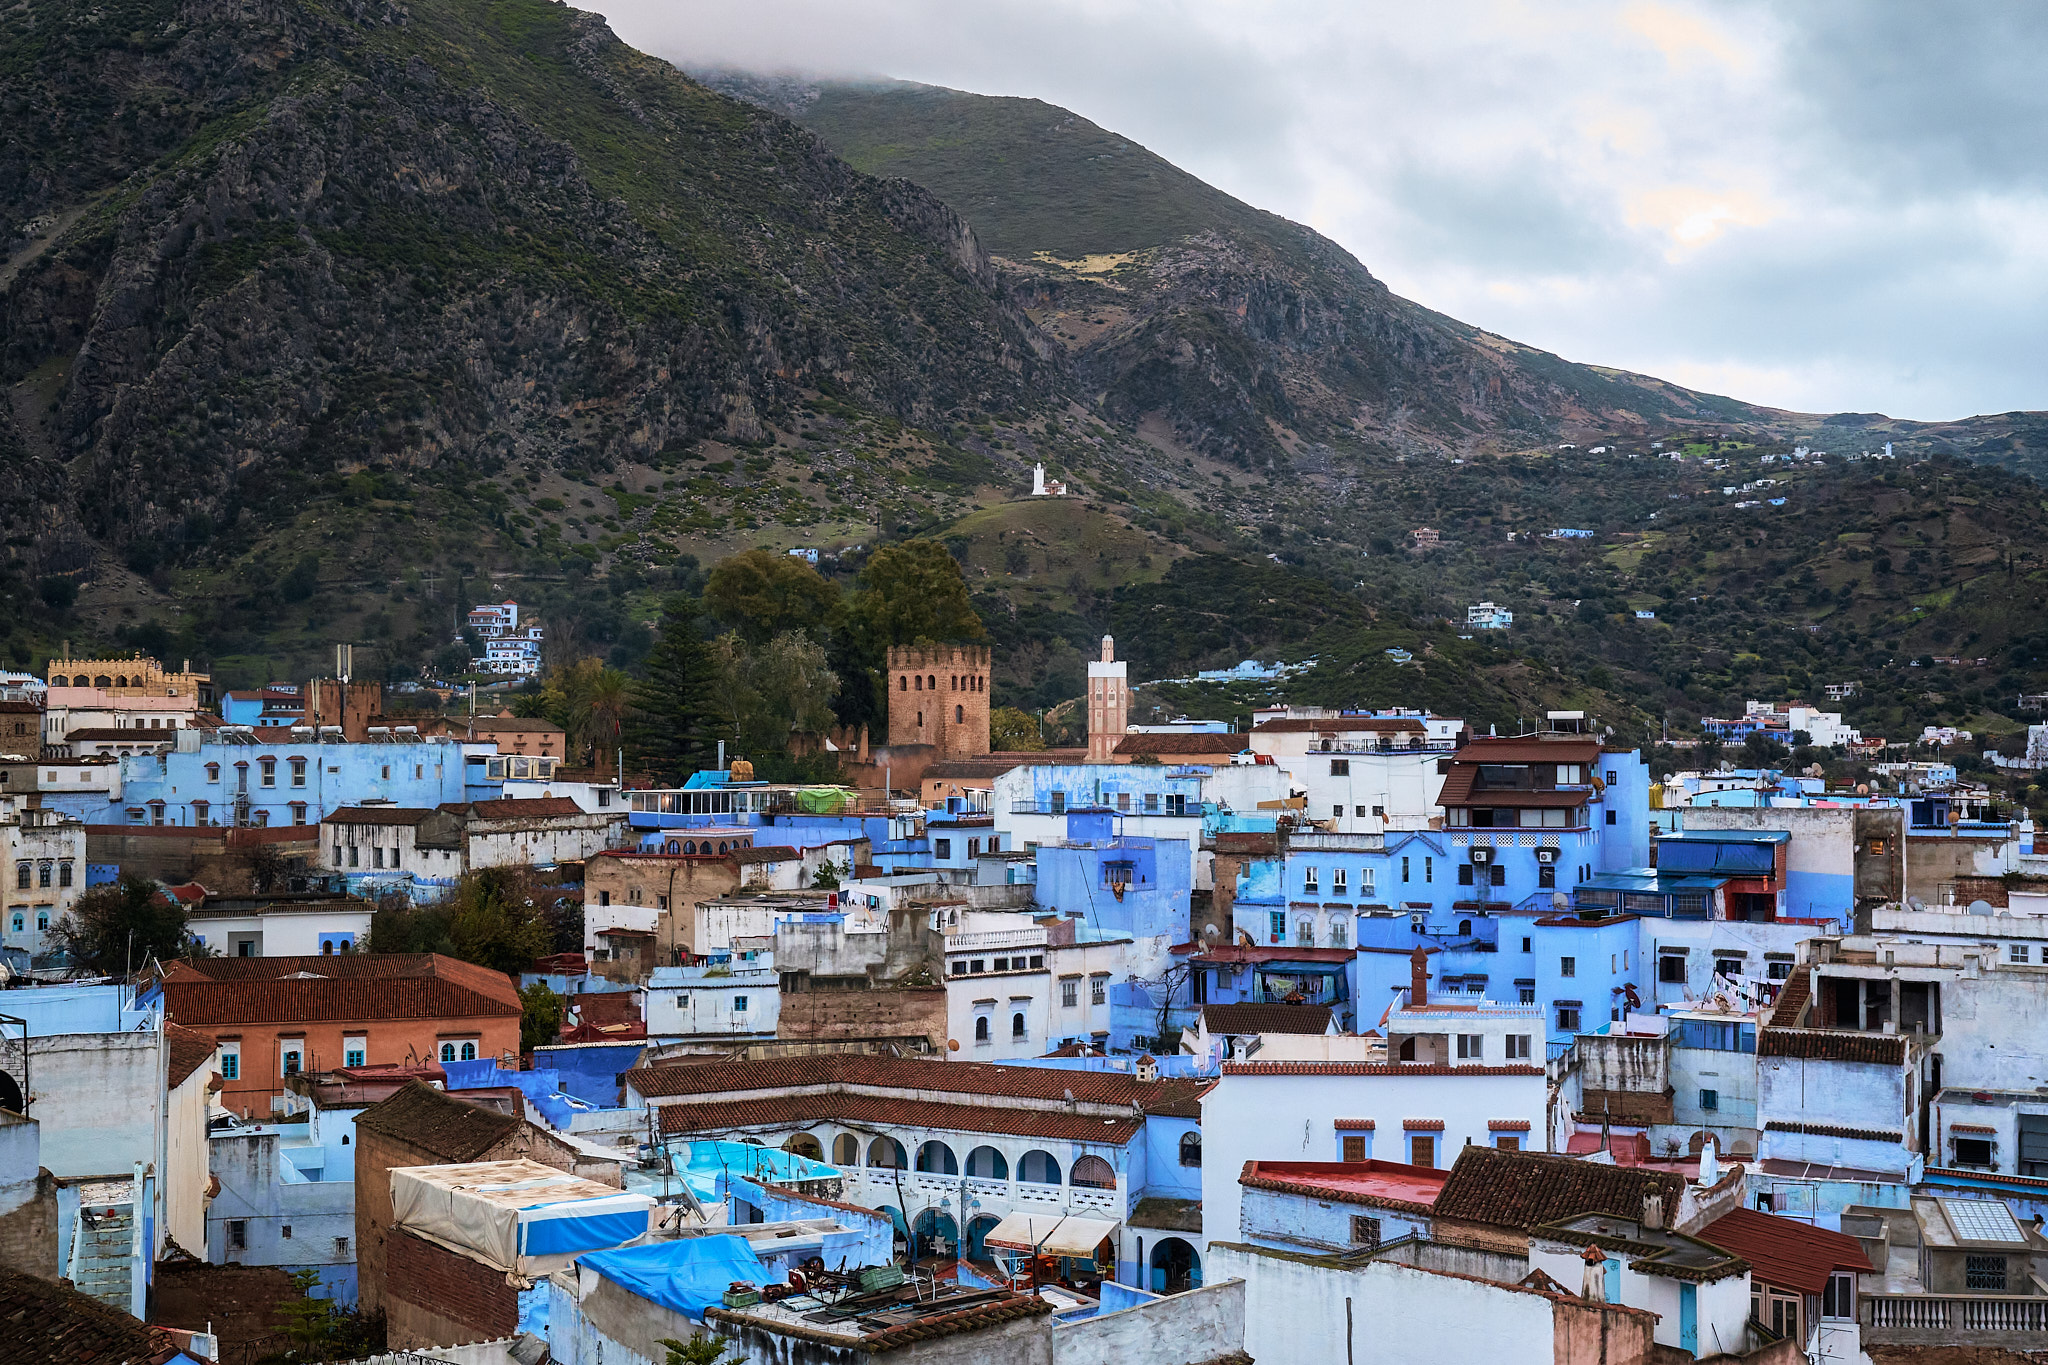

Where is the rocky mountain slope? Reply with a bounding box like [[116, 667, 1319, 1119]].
[[698, 75, 1775, 468]]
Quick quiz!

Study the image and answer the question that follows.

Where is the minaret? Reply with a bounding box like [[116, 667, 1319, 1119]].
[[1032, 462, 1047, 496], [1087, 635, 1128, 763]]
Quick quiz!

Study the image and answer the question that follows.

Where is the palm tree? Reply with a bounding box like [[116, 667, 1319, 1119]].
[[582, 667, 632, 775]]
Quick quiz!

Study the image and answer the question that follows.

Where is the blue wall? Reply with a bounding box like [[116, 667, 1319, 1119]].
[[58, 739, 493, 827]]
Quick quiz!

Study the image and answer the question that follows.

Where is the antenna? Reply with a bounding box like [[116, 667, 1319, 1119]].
[[335, 643, 353, 683]]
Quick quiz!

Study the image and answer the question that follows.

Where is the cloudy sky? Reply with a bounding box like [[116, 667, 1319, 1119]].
[[592, 0, 2046, 420]]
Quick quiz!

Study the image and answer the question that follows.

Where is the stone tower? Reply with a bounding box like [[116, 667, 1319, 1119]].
[[886, 644, 992, 758], [1086, 635, 1128, 763]]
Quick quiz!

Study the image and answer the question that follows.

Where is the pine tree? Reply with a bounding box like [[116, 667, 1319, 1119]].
[[631, 596, 723, 783]]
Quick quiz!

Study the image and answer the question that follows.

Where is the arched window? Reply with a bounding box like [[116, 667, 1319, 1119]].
[[9, 914, 20, 933], [833, 1133, 860, 1166], [1179, 1132, 1202, 1167], [440, 1043, 456, 1062], [974, 1016, 990, 1042], [48, 676, 66, 687], [94, 675, 112, 688], [915, 1141, 958, 1175], [955, 705, 964, 724], [1011, 1012, 1026, 1040], [927, 674, 936, 690], [1458, 919, 1472, 936], [1071, 1154, 1116, 1189], [914, 675, 922, 691], [460, 1042, 477, 1061], [866, 1137, 906, 1169], [965, 1146, 1008, 1179], [683, 841, 697, 854], [900, 675, 908, 691], [1017, 1150, 1061, 1185], [114, 676, 128, 688]]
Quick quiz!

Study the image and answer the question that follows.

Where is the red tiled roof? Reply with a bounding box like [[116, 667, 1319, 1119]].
[[1489, 1120, 1534, 1132], [1199, 1003, 1333, 1036], [1220, 1062, 1541, 1077], [1437, 768, 1593, 809], [1403, 1119, 1446, 1131], [728, 846, 799, 865], [1700, 1208, 1872, 1295], [354, 1079, 521, 1161], [1763, 1121, 1902, 1143], [59, 728, 176, 743], [160, 953, 520, 1025], [1449, 737, 1605, 764], [469, 718, 564, 734], [322, 806, 443, 827], [164, 882, 209, 905], [164, 1022, 219, 1089], [1756, 1029, 1906, 1065], [1432, 1147, 1685, 1231], [628, 1053, 1213, 1119], [658, 1091, 1146, 1143], [1112, 733, 1248, 756], [0, 1262, 182, 1364], [1333, 1118, 1376, 1131], [1238, 1159, 1446, 1215], [451, 797, 589, 819]]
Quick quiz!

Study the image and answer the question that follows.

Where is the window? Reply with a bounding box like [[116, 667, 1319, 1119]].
[[460, 1040, 478, 1059], [970, 959, 985, 974], [1372, 804, 1385, 818], [1557, 1004, 1581, 1032], [347, 846, 358, 868], [974, 1016, 990, 1042], [1091, 976, 1107, 1006], [205, 763, 220, 782], [1330, 919, 1349, 948], [2012, 945, 2032, 963], [1330, 759, 1350, 776], [1522, 937, 1532, 953], [1767, 960, 1794, 980], [1350, 1214, 1381, 1247], [36, 863, 50, 889], [1966, 1255, 2009, 1291], [259, 757, 276, 787], [1490, 865, 1505, 886], [344, 1040, 366, 1067], [1714, 955, 1744, 979], [1424, 856, 1433, 883], [1402, 857, 1410, 883], [1011, 1012, 1027, 1039], [934, 838, 952, 859], [1505, 1035, 1532, 1060], [1409, 1135, 1436, 1168], [7, 914, 17, 933], [281, 1224, 291, 1240], [1180, 1132, 1202, 1166], [281, 1046, 303, 1076], [227, 1220, 247, 1252], [1700, 1089, 1720, 1111], [1304, 867, 1319, 893], [1459, 864, 1474, 886], [289, 757, 307, 787], [1605, 810, 1617, 825], [441, 1042, 457, 1062], [1821, 1272, 1855, 1321], [1269, 910, 1286, 945], [1658, 953, 1688, 983], [969, 838, 982, 857], [1519, 983, 1537, 1004], [1954, 1137, 1993, 1166], [1456, 1034, 1483, 1060], [1538, 864, 1556, 888], [290, 803, 307, 826], [1062, 979, 1078, 1008], [1297, 920, 1313, 946], [1329, 868, 1348, 896], [335, 1237, 350, 1257], [35, 912, 46, 932], [219, 1045, 240, 1080], [372, 846, 384, 869], [1559, 956, 1575, 978], [1341, 1135, 1369, 1163]]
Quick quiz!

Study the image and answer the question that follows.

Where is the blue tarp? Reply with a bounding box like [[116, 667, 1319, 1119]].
[[580, 1236, 769, 1322]]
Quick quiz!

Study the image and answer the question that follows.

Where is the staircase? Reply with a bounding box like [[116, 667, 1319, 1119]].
[[70, 1203, 135, 1312]]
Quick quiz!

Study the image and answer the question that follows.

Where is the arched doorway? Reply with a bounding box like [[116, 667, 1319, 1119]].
[[964, 1146, 1008, 1180], [0, 1071, 20, 1115], [867, 1136, 907, 1169], [966, 1213, 1002, 1262], [832, 1133, 860, 1167], [911, 1208, 959, 1261], [1017, 1149, 1061, 1185], [783, 1133, 824, 1160], [1150, 1237, 1201, 1293], [915, 1140, 958, 1175]]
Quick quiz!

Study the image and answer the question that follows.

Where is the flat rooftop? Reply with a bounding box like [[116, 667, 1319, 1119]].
[[1240, 1159, 1447, 1212]]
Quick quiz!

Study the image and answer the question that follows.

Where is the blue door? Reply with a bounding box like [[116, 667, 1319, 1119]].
[[1604, 1258, 1621, 1303], [1680, 1282, 1698, 1354]]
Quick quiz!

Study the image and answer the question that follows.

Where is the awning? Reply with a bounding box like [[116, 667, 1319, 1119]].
[[983, 1212, 1120, 1259]]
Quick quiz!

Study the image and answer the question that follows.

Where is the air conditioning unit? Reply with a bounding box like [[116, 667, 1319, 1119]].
[[1535, 848, 1558, 864], [1469, 848, 1493, 865]]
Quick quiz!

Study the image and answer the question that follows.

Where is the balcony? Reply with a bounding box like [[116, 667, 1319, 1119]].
[[1865, 1293, 2048, 1342], [947, 929, 1049, 951]]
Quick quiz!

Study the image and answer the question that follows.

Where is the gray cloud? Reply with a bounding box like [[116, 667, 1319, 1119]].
[[589, 0, 2047, 420]]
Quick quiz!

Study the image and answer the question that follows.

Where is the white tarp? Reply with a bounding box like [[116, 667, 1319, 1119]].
[[389, 1160, 655, 1276], [983, 1212, 1120, 1259]]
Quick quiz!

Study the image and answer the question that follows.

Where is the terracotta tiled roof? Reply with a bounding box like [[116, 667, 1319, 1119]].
[[1436, 768, 1593, 809], [322, 806, 443, 826], [1762, 1120, 1902, 1143], [1237, 1160, 1445, 1215], [1756, 1029, 1906, 1064], [628, 1053, 1214, 1119], [727, 845, 799, 865], [708, 1292, 1051, 1350], [469, 718, 564, 734], [164, 1022, 219, 1090], [1220, 1062, 1540, 1077], [450, 796, 589, 819], [0, 1263, 182, 1364], [1210, 831, 1281, 856], [1200, 1003, 1333, 1036], [567, 993, 642, 1030], [1448, 737, 1605, 764], [1700, 1208, 1872, 1295], [160, 953, 520, 1025], [1130, 1196, 1203, 1232], [657, 1091, 1146, 1143], [59, 728, 176, 743], [354, 1080, 521, 1161], [1432, 1147, 1686, 1231], [1112, 733, 1248, 756]]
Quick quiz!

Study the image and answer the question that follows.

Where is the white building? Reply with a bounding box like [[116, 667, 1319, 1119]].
[[1466, 602, 1513, 630], [645, 960, 779, 1041], [467, 600, 544, 676], [3, 806, 85, 958]]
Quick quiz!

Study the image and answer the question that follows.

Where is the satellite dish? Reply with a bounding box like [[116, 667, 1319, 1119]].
[[1203, 923, 1221, 942], [1908, 897, 1927, 912], [1552, 893, 1569, 910], [1967, 900, 1994, 916]]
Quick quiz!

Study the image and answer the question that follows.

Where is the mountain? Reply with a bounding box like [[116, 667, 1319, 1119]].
[[696, 75, 1778, 468]]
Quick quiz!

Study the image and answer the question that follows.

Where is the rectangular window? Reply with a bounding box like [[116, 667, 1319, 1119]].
[[1557, 1005, 1581, 1032], [1342, 1136, 1368, 1163], [259, 758, 276, 787], [1144, 793, 1159, 813], [1409, 1135, 1436, 1168], [1560, 956, 1576, 978], [2012, 944, 2031, 963], [1538, 863, 1556, 889], [1334, 804, 1344, 818], [1362, 868, 1375, 892], [934, 838, 952, 859], [1490, 865, 1505, 886], [1700, 1088, 1719, 1111], [1333, 869, 1348, 894], [1269, 911, 1286, 945], [1402, 856, 1410, 883], [1304, 867, 1319, 893], [1954, 1137, 1993, 1166], [1518, 984, 1536, 1005], [1821, 1272, 1855, 1321], [1091, 977, 1107, 1006], [290, 757, 307, 787], [1456, 1033, 1482, 1060], [1372, 805, 1385, 818], [344, 1040, 366, 1068], [733, 996, 749, 1013], [1062, 979, 1078, 1008], [1966, 1255, 2008, 1291], [372, 847, 384, 869], [1506, 1035, 1532, 1060], [1350, 1214, 1381, 1246], [1458, 864, 1474, 886], [228, 1220, 247, 1252], [1659, 952, 1688, 983], [1605, 810, 1617, 825], [1117, 793, 1130, 812], [381, 765, 391, 780], [1330, 759, 1350, 776], [968, 838, 982, 857], [281, 1047, 302, 1076], [1424, 857, 1433, 883], [219, 1047, 240, 1080]]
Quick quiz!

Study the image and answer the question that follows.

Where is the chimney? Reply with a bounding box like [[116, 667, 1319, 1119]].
[[1642, 1191, 1665, 1231], [1581, 1245, 1608, 1302], [1409, 945, 1429, 1008]]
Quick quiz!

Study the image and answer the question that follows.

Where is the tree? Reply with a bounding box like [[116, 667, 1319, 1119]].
[[989, 706, 1044, 751], [660, 1334, 741, 1365], [446, 868, 552, 975], [851, 540, 985, 646], [576, 665, 632, 774], [706, 630, 840, 758], [1740, 731, 1789, 770], [520, 982, 565, 1051], [629, 597, 723, 784], [48, 875, 191, 975], [703, 549, 840, 644]]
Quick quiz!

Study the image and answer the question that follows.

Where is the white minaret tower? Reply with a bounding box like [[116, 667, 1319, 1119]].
[[1087, 635, 1129, 763], [1032, 462, 1048, 496]]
